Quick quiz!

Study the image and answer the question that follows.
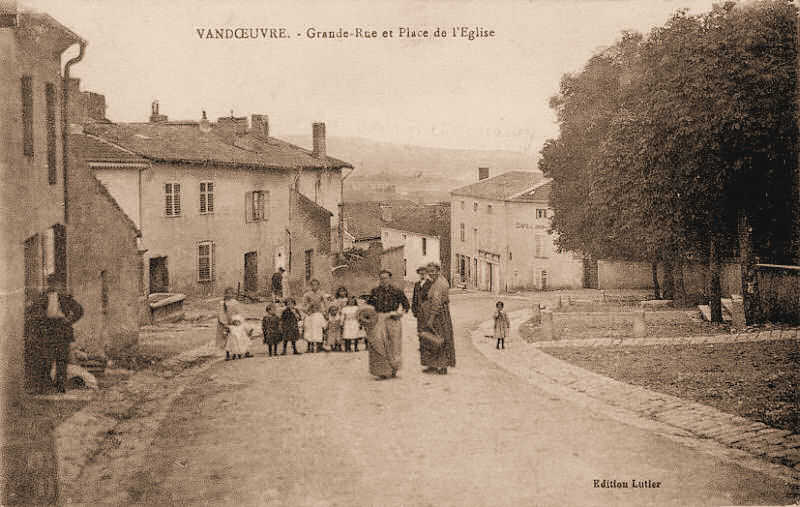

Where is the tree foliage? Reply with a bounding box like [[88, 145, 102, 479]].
[[541, 0, 798, 314]]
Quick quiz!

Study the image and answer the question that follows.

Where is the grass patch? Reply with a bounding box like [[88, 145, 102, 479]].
[[542, 340, 799, 433]]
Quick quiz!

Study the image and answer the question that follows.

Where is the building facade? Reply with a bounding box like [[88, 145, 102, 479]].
[[88, 109, 351, 297], [451, 170, 583, 293], [0, 12, 84, 400], [68, 129, 147, 355], [381, 226, 440, 282]]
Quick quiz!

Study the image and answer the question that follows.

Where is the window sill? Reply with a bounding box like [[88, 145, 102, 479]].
[[165, 214, 183, 218]]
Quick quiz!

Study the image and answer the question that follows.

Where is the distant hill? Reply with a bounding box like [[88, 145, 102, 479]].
[[281, 135, 540, 183]]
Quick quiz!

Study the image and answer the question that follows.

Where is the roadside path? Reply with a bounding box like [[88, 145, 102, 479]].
[[475, 308, 800, 485]]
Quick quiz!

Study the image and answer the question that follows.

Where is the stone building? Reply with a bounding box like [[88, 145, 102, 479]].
[[0, 9, 87, 504], [451, 170, 584, 292], [0, 10, 84, 399], [380, 203, 450, 282], [68, 128, 147, 355], [88, 106, 352, 296]]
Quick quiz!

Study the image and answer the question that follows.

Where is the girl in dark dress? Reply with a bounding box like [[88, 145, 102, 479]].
[[262, 303, 282, 356], [280, 298, 302, 355]]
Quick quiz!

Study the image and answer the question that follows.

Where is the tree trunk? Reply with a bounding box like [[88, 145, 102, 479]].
[[738, 209, 761, 324], [651, 262, 660, 299], [709, 235, 723, 323], [674, 254, 686, 306], [662, 258, 675, 300]]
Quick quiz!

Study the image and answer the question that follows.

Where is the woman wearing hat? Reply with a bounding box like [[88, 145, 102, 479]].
[[411, 266, 431, 333], [420, 262, 455, 374]]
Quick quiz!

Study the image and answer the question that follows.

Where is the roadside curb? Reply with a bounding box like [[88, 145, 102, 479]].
[[55, 341, 222, 502], [472, 309, 800, 486]]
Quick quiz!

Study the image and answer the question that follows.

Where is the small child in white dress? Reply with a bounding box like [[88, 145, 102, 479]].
[[226, 314, 253, 360], [304, 304, 327, 353]]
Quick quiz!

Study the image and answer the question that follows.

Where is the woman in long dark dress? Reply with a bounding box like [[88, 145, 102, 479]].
[[421, 263, 455, 374]]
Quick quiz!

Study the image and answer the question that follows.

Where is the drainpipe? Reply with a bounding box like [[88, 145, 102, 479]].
[[340, 166, 355, 256], [61, 41, 86, 292], [61, 41, 85, 225]]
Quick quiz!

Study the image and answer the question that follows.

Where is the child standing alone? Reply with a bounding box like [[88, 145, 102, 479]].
[[494, 301, 510, 350], [262, 303, 282, 356]]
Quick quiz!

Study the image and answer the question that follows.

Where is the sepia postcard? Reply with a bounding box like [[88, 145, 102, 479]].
[[2, 0, 799, 504]]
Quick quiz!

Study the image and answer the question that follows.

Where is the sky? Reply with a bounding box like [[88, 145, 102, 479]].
[[26, 0, 714, 154]]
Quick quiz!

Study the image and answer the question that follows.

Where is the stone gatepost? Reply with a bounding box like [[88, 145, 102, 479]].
[[531, 303, 542, 325], [541, 309, 558, 341], [632, 309, 647, 339]]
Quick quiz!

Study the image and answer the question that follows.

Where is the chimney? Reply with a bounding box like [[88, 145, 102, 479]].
[[0, 0, 17, 27], [149, 100, 168, 123], [312, 122, 326, 159], [84, 92, 106, 121], [199, 110, 211, 133], [251, 114, 269, 138], [66, 78, 107, 124], [380, 205, 392, 222], [216, 112, 248, 136], [478, 167, 490, 181]]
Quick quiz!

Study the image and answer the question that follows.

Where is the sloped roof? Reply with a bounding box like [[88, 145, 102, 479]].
[[70, 132, 148, 164], [381, 204, 449, 237], [509, 179, 552, 203], [17, 12, 85, 53], [294, 189, 333, 217], [451, 171, 544, 201], [343, 202, 385, 240], [84, 123, 352, 170]]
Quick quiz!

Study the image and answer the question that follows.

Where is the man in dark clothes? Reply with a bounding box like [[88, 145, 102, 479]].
[[366, 269, 409, 378], [25, 278, 84, 393], [271, 267, 285, 301]]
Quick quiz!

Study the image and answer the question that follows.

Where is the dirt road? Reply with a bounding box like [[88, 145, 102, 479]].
[[86, 294, 796, 505]]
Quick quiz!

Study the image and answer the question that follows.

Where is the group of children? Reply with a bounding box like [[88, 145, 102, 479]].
[[260, 296, 367, 356]]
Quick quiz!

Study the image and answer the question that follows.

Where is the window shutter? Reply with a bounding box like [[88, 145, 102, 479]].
[[21, 76, 33, 157], [245, 191, 253, 223], [263, 190, 269, 220], [211, 241, 216, 281], [207, 182, 214, 213], [174, 183, 181, 215], [200, 193, 206, 214], [165, 183, 172, 216]]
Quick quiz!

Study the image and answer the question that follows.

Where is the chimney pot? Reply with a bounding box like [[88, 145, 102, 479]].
[[312, 122, 326, 159], [199, 110, 211, 133], [478, 167, 490, 180], [149, 100, 168, 123]]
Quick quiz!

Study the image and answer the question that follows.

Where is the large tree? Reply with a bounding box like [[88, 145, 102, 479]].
[[542, 1, 797, 322]]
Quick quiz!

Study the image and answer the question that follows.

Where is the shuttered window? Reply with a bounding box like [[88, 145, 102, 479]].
[[200, 181, 214, 213], [245, 190, 268, 222], [165, 182, 181, 216], [46, 82, 57, 184], [534, 236, 548, 258], [198, 241, 214, 282], [21, 76, 33, 157], [304, 249, 313, 281]]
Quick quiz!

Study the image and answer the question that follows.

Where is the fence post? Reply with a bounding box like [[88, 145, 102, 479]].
[[632, 309, 646, 339]]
